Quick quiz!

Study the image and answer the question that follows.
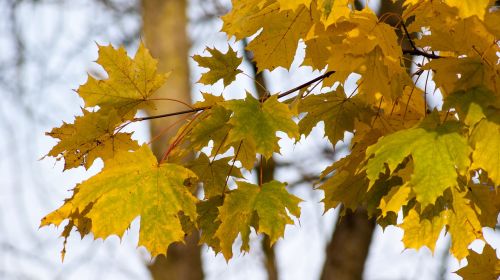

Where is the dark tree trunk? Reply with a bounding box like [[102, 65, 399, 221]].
[[320, 208, 376, 280]]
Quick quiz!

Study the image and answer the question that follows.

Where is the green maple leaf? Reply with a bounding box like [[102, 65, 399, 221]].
[[444, 86, 499, 127], [187, 105, 232, 153], [41, 145, 198, 257], [78, 43, 168, 119], [193, 46, 242, 87], [366, 115, 471, 207], [299, 87, 373, 144], [215, 181, 301, 260], [223, 93, 299, 159], [197, 195, 224, 252], [46, 109, 139, 170], [425, 57, 493, 94], [188, 153, 242, 198]]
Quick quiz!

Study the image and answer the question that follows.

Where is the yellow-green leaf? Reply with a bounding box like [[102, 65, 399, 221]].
[[299, 87, 373, 144], [197, 195, 224, 252], [41, 145, 198, 257], [470, 114, 500, 188], [188, 153, 242, 198], [366, 116, 471, 207], [193, 46, 242, 87], [444, 87, 499, 128], [215, 181, 301, 260], [78, 43, 168, 118], [223, 94, 299, 159], [187, 105, 232, 153], [46, 109, 139, 170]]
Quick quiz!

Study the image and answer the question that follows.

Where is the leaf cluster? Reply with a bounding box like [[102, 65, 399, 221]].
[[42, 1, 499, 277]]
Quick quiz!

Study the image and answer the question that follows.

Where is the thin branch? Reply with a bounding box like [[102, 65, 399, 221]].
[[224, 140, 243, 190], [401, 20, 417, 51], [133, 107, 208, 122], [276, 70, 335, 99], [134, 70, 336, 123], [400, 20, 441, 59], [402, 49, 441, 59]]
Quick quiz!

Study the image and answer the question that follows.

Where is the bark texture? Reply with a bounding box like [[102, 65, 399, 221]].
[[141, 1, 203, 279], [320, 208, 376, 280]]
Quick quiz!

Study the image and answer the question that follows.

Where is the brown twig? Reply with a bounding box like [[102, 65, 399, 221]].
[[134, 70, 336, 122]]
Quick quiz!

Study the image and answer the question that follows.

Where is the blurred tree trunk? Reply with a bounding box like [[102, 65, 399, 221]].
[[320, 1, 407, 279], [141, 1, 204, 279]]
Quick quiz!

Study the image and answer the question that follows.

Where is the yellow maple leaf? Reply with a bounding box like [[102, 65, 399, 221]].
[[444, 0, 491, 20], [400, 209, 445, 252], [46, 109, 139, 170], [244, 3, 314, 71], [78, 43, 169, 119], [277, 0, 311, 11], [317, 0, 353, 27], [400, 188, 483, 259], [41, 145, 198, 257], [470, 115, 500, 188]]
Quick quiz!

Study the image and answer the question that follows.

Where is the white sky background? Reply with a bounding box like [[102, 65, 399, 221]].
[[0, 0, 498, 279]]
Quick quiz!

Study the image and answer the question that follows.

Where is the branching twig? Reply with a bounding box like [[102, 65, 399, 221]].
[[402, 49, 441, 59], [134, 70, 336, 122], [400, 20, 442, 59]]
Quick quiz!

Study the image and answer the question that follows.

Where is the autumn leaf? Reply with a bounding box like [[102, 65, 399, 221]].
[[46, 109, 139, 170], [224, 2, 314, 71], [277, 0, 311, 11], [42, 145, 198, 257], [444, 86, 499, 127], [470, 114, 500, 187], [379, 184, 412, 217], [299, 87, 373, 144], [42, 0, 500, 273], [78, 43, 168, 119], [456, 245, 500, 280], [223, 93, 299, 159], [400, 188, 483, 259], [192, 46, 242, 87], [215, 181, 301, 260], [444, 0, 491, 20], [188, 153, 242, 198], [187, 105, 232, 153], [425, 58, 493, 95], [467, 184, 500, 228], [197, 195, 224, 252], [399, 209, 445, 252], [317, 0, 353, 27], [366, 115, 471, 207]]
